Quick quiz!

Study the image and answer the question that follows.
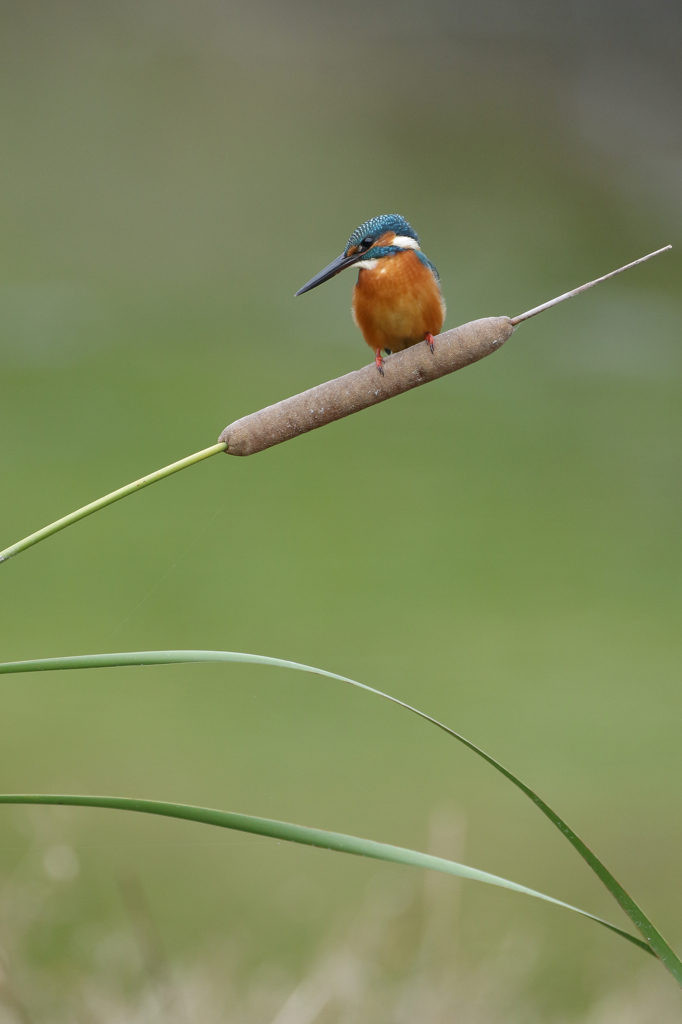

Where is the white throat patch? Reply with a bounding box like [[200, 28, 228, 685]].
[[358, 259, 380, 271]]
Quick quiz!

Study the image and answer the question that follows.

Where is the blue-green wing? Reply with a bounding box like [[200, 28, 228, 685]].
[[416, 250, 441, 283]]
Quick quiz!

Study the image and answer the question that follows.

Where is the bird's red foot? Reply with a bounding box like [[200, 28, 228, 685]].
[[374, 349, 385, 376], [425, 332, 435, 354]]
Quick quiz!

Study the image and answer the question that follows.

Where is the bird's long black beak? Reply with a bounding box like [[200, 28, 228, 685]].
[[295, 252, 362, 296]]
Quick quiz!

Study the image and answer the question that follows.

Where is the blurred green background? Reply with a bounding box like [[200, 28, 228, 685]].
[[0, 0, 681, 1015]]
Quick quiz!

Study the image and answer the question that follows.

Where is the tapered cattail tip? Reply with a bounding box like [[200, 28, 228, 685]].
[[510, 245, 672, 326]]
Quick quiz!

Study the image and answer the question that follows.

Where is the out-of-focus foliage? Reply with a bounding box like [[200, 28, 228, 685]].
[[1, 825, 681, 1022]]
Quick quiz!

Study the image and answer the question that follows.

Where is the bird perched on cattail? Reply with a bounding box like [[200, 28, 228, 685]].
[[295, 214, 445, 374]]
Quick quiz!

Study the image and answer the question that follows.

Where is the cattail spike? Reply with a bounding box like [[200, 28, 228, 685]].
[[510, 245, 672, 326]]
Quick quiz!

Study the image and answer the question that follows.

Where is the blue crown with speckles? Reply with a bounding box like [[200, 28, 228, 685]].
[[345, 215, 418, 253]]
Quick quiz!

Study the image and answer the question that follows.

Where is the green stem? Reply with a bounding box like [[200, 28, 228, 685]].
[[0, 792, 653, 955], [0, 443, 226, 564]]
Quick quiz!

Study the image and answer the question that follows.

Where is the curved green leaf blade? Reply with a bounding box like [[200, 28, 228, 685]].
[[0, 649, 678, 982], [0, 791, 650, 955]]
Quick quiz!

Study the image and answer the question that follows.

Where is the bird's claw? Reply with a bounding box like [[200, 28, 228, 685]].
[[374, 350, 385, 376], [426, 332, 435, 354]]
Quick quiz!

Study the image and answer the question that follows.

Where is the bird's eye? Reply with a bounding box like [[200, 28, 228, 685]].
[[360, 236, 374, 250]]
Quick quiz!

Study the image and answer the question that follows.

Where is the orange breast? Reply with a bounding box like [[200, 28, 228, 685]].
[[352, 250, 445, 353]]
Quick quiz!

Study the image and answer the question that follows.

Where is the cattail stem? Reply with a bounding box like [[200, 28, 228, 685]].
[[0, 443, 226, 563], [0, 246, 671, 564]]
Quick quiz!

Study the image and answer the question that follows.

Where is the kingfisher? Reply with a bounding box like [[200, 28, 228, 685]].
[[295, 214, 445, 374]]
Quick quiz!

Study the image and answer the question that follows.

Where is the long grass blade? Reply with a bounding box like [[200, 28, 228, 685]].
[[0, 791, 651, 955], [0, 649, 679, 981]]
